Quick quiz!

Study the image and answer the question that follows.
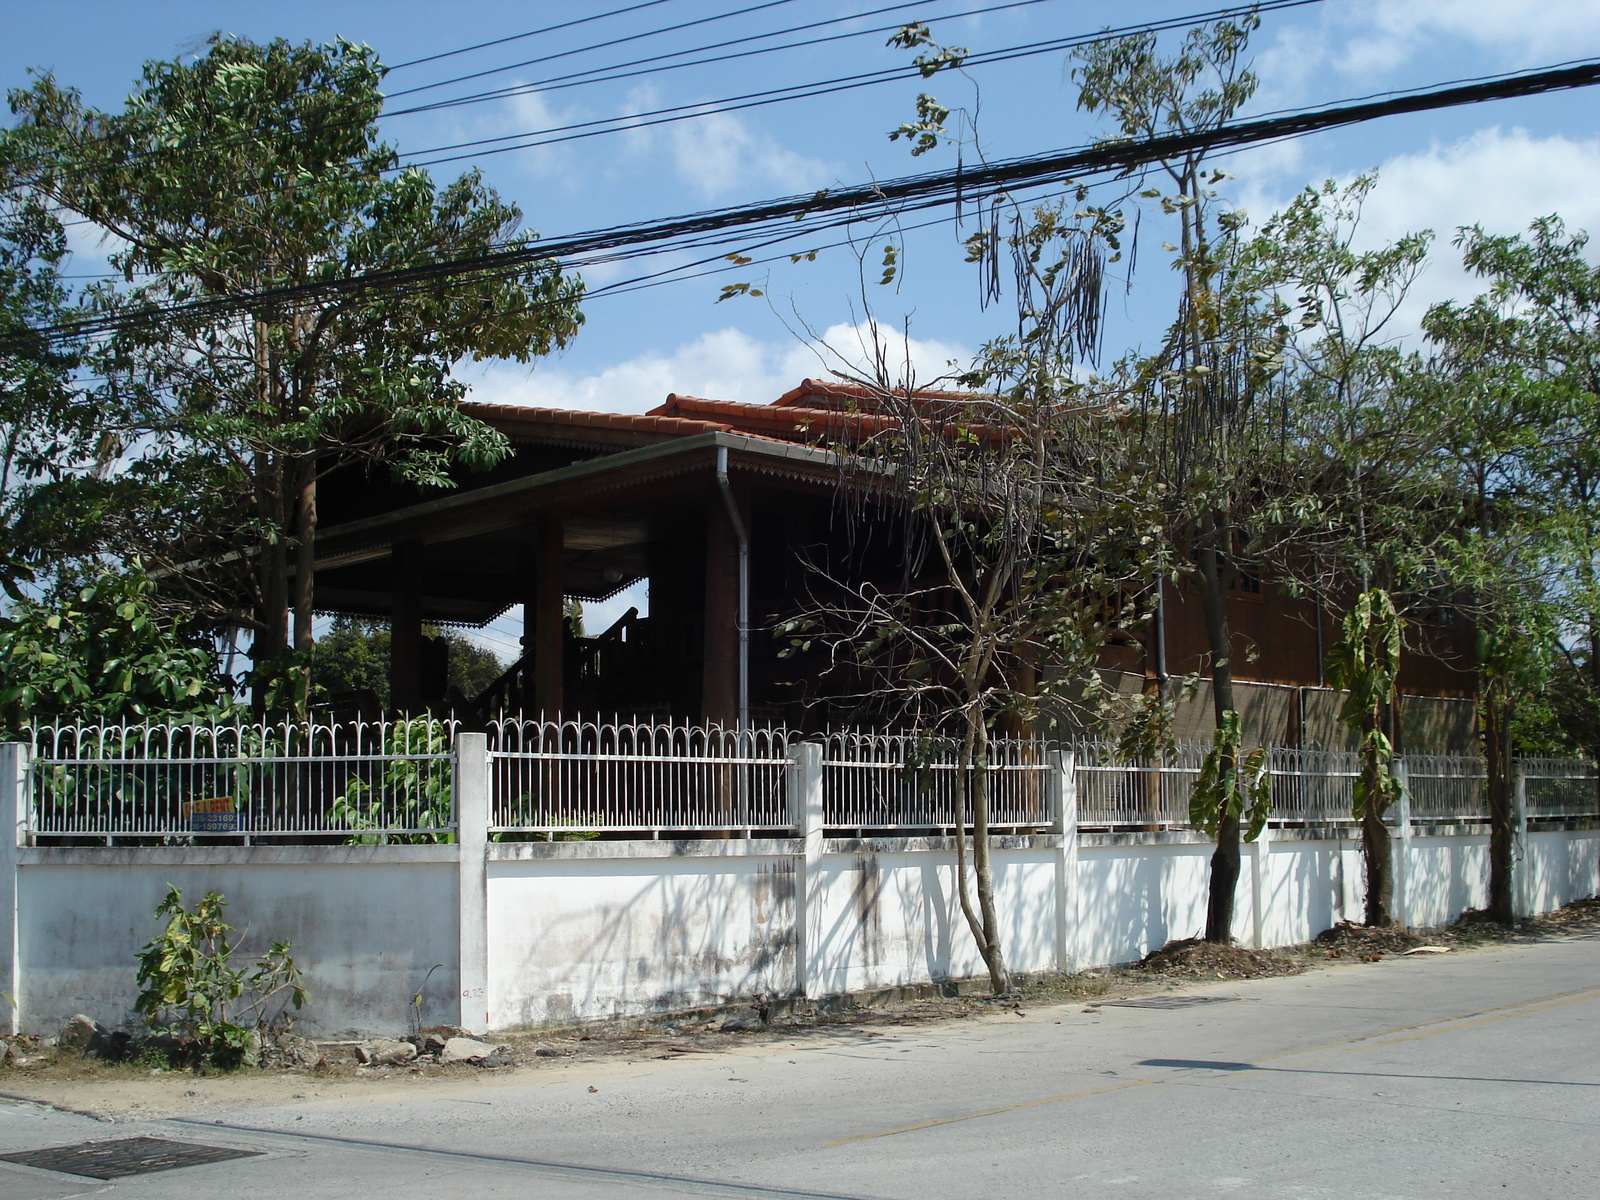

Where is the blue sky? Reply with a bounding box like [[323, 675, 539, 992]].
[[7, 0, 1600, 648]]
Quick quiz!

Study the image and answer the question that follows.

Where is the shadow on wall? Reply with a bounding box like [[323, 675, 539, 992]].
[[1076, 845, 1213, 965], [1406, 836, 1490, 928], [489, 853, 798, 1028]]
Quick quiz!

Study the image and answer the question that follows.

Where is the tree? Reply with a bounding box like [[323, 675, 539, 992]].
[[1072, 14, 1281, 942], [1239, 177, 1442, 927], [0, 562, 229, 732], [7, 36, 583, 701], [0, 146, 82, 599], [1421, 217, 1600, 920], [310, 615, 504, 709], [783, 188, 1155, 993]]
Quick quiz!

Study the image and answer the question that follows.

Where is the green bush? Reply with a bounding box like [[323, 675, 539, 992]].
[[134, 885, 306, 1068]]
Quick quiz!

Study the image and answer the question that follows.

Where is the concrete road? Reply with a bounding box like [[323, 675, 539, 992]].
[[1, 931, 1596, 1200]]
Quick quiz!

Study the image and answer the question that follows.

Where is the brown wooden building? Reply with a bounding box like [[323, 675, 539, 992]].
[[311, 379, 1477, 747]]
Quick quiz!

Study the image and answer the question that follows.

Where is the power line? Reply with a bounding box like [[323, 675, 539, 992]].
[[15, 54, 1595, 352], [387, 0, 806, 97], [19, 0, 1308, 216], [382, 0, 1062, 109], [386, 0, 680, 71], [394, 5, 1323, 167], [2, 0, 802, 198], [388, 0, 1300, 119]]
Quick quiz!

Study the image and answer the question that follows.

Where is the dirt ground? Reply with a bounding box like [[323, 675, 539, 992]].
[[4, 896, 1596, 1123]]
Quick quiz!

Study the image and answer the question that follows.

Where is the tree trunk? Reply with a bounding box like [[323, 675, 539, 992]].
[[1360, 698, 1395, 927], [1484, 685, 1515, 924], [1360, 794, 1394, 928], [251, 449, 289, 712], [291, 459, 317, 657], [952, 706, 1010, 995], [970, 719, 1011, 993], [1196, 527, 1240, 944]]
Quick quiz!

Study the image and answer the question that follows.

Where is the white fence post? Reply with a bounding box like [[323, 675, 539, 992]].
[[789, 741, 825, 998], [1391, 756, 1412, 928], [1249, 816, 1273, 950], [455, 732, 490, 1035], [0, 743, 26, 1036], [1512, 761, 1531, 919], [1049, 749, 1080, 974]]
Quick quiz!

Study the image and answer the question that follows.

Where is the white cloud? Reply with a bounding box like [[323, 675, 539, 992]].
[[1233, 127, 1600, 341], [1258, 0, 1600, 100], [617, 86, 835, 200], [63, 220, 130, 277], [420, 86, 588, 189], [667, 109, 835, 199], [458, 322, 970, 415]]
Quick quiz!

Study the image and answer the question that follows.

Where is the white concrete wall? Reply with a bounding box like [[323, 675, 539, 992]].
[[809, 840, 1057, 995], [485, 841, 799, 1029], [1076, 838, 1219, 967], [1406, 834, 1492, 928], [1257, 836, 1366, 948], [15, 846, 459, 1037], [7, 829, 1598, 1038], [1525, 829, 1600, 916]]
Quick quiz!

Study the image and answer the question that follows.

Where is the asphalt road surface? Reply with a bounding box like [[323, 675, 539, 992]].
[[1, 929, 1596, 1200]]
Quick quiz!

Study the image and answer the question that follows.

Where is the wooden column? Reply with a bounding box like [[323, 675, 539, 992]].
[[702, 494, 739, 726], [525, 515, 565, 717], [390, 538, 424, 713]]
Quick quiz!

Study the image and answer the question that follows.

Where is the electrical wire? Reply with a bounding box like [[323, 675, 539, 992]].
[[387, 0, 805, 97], [14, 0, 1312, 213], [389, 0, 1309, 120], [386, 0, 680, 71], [15, 55, 1597, 352]]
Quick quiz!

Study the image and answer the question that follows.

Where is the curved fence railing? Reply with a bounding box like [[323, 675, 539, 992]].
[[1521, 757, 1600, 819], [486, 715, 792, 835], [25, 716, 457, 842], [11, 717, 1597, 841], [820, 732, 1053, 831], [1074, 740, 1204, 827]]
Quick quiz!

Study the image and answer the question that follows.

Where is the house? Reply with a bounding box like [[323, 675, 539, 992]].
[[310, 379, 1478, 750]]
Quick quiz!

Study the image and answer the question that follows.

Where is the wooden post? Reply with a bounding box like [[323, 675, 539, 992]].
[[529, 515, 565, 717], [701, 494, 739, 726], [390, 538, 424, 713]]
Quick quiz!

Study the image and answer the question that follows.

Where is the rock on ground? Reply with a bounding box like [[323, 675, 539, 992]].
[[355, 1039, 417, 1066], [57, 1015, 102, 1057], [438, 1036, 494, 1064]]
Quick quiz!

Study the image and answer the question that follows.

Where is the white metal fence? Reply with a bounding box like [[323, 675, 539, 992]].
[[25, 718, 457, 843], [1074, 740, 1205, 827], [13, 717, 1599, 842], [821, 733, 1053, 831], [1522, 757, 1600, 819], [486, 717, 792, 836]]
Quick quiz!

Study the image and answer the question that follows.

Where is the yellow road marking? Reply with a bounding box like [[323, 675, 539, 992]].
[[819, 983, 1600, 1147], [818, 1078, 1156, 1147]]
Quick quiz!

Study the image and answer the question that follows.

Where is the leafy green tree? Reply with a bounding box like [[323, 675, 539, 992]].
[[7, 36, 583, 703], [310, 615, 504, 709], [1421, 217, 1600, 919], [0, 149, 83, 599], [1240, 177, 1444, 927], [0, 562, 228, 731], [1073, 14, 1284, 942]]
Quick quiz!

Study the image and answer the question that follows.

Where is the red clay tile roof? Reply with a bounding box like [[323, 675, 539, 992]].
[[460, 378, 982, 449], [460, 400, 731, 439], [773, 377, 978, 411], [650, 393, 907, 442]]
